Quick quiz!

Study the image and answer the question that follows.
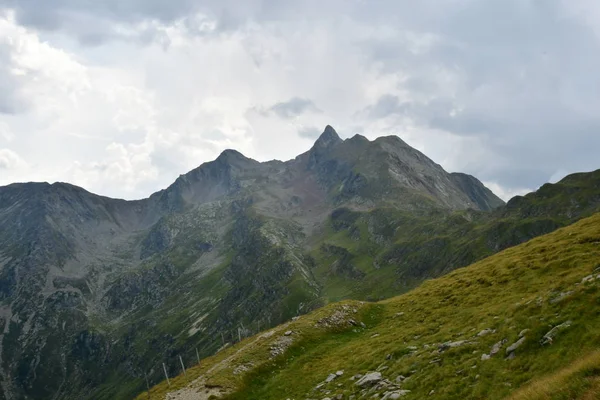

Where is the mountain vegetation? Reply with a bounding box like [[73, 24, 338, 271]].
[[140, 212, 600, 400], [0, 126, 598, 399]]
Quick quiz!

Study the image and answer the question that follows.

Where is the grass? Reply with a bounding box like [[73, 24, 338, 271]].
[[139, 211, 600, 399], [508, 350, 600, 400]]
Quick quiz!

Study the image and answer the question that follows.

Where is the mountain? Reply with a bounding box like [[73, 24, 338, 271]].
[[139, 212, 600, 400], [0, 126, 598, 399]]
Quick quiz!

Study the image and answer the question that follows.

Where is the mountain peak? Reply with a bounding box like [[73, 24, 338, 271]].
[[214, 149, 259, 169], [314, 125, 343, 148], [216, 149, 246, 161]]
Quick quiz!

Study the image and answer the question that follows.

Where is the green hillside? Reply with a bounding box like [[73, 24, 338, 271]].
[[310, 169, 600, 303], [139, 211, 600, 400]]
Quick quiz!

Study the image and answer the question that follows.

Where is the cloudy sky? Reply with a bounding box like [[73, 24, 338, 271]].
[[1, 0, 599, 201]]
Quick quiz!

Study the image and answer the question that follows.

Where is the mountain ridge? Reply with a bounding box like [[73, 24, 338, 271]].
[[0, 126, 504, 213], [0, 126, 599, 399]]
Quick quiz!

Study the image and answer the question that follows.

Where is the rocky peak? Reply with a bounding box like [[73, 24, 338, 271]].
[[215, 149, 253, 166], [313, 125, 343, 149]]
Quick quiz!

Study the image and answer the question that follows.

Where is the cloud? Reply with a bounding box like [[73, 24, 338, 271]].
[[297, 126, 322, 139], [0, 1, 599, 200], [265, 97, 321, 119], [0, 148, 27, 170], [0, 42, 29, 114], [362, 95, 409, 120]]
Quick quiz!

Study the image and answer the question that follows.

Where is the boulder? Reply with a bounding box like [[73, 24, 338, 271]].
[[477, 328, 494, 337], [382, 390, 411, 399], [355, 372, 383, 387], [518, 329, 530, 338], [490, 339, 507, 355], [506, 336, 526, 355], [438, 340, 472, 352], [541, 321, 572, 345]]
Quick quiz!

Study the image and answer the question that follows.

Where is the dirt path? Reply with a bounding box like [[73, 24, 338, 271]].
[[164, 323, 289, 400]]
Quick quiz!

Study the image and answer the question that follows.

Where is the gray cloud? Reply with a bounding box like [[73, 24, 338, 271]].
[[363, 95, 410, 120], [0, 0, 305, 43], [267, 97, 321, 119], [297, 126, 322, 139], [0, 44, 28, 115], [356, 0, 600, 192], [1, 0, 599, 199]]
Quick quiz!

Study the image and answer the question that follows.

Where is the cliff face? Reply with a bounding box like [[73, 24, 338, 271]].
[[2, 126, 597, 399]]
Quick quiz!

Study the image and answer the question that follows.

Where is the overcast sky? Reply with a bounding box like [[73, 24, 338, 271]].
[[1, 0, 599, 201]]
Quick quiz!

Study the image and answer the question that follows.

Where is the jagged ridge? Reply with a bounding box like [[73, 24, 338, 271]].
[[0, 127, 598, 399]]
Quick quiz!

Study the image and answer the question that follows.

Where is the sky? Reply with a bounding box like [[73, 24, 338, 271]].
[[1, 0, 600, 201]]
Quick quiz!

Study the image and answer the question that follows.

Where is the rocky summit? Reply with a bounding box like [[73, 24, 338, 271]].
[[0, 126, 599, 399]]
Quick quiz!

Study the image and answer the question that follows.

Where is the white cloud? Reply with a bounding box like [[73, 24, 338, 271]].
[[481, 181, 532, 203], [0, 1, 599, 200], [0, 148, 27, 170], [0, 121, 14, 141]]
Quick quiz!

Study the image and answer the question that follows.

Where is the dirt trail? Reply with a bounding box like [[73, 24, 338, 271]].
[[164, 323, 289, 400]]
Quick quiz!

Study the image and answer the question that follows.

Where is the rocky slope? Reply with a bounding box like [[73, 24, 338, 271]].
[[140, 212, 600, 400], [0, 126, 598, 399]]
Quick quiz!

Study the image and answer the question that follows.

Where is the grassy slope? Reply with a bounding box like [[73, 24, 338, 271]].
[[140, 211, 600, 400], [311, 169, 600, 304], [123, 169, 600, 398]]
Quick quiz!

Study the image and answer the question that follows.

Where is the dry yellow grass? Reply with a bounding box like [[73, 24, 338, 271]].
[[508, 351, 600, 400]]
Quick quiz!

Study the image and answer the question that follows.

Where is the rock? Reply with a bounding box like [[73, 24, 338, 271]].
[[550, 291, 573, 304], [490, 339, 507, 355], [506, 337, 526, 355], [506, 352, 516, 360], [429, 390, 435, 395], [438, 340, 473, 352], [581, 274, 600, 284], [336, 370, 344, 376], [382, 390, 411, 399], [481, 354, 491, 361], [541, 321, 572, 345], [394, 375, 406, 383], [326, 374, 337, 383], [284, 330, 293, 336], [518, 329, 530, 338], [477, 328, 494, 337], [355, 372, 383, 387]]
